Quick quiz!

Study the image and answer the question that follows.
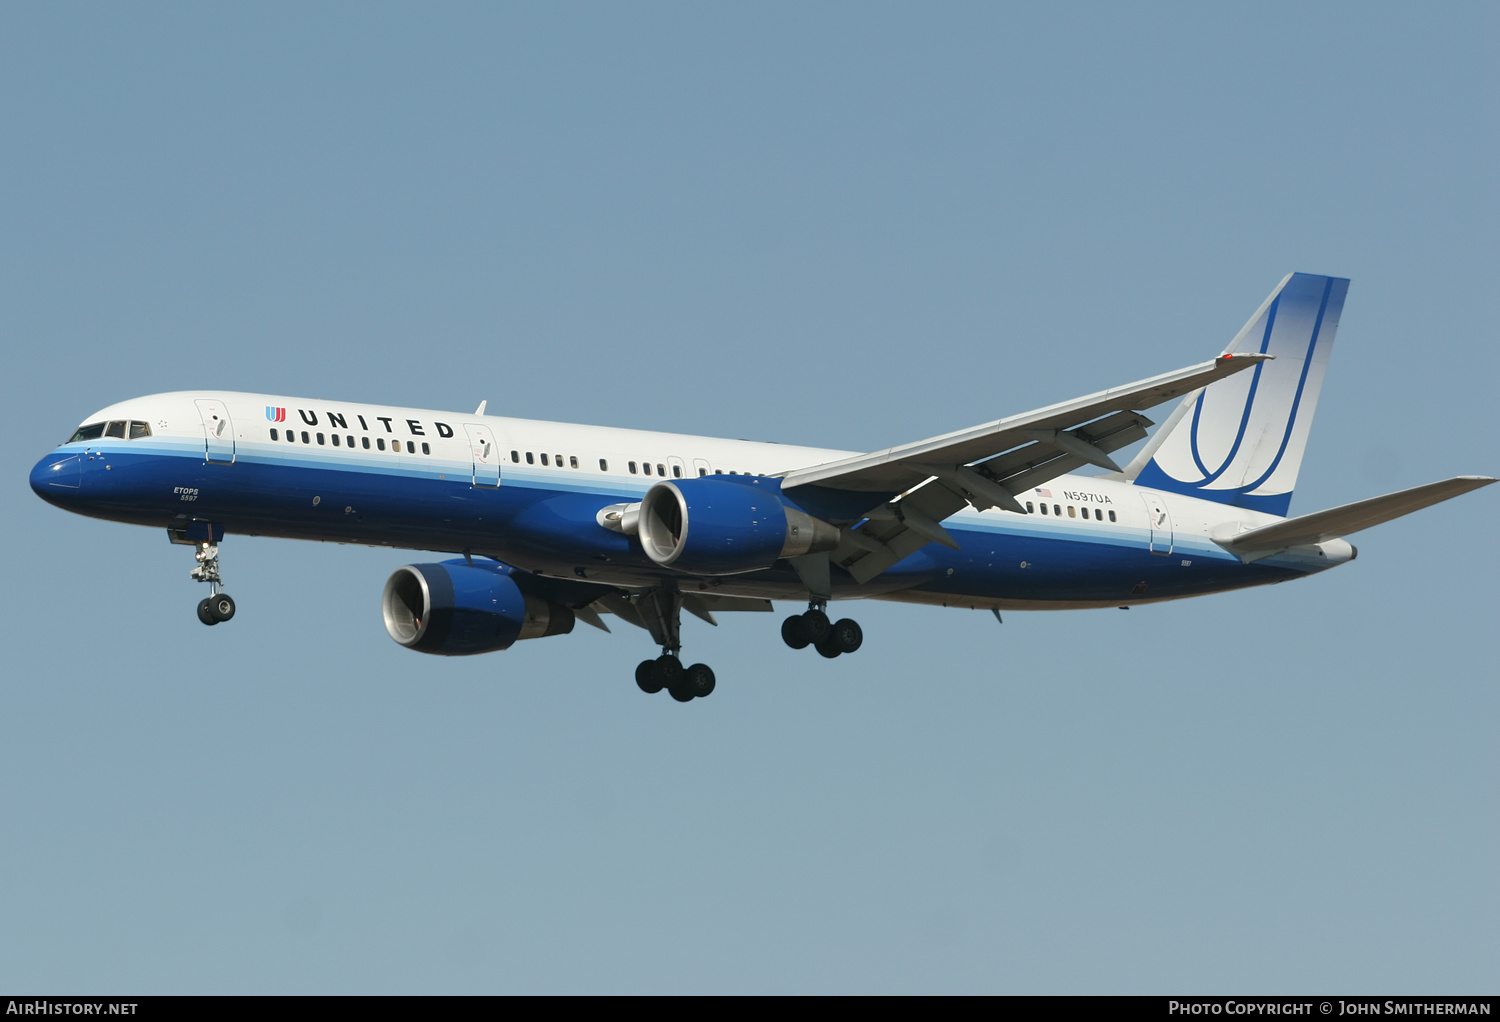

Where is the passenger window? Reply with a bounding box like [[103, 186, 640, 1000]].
[[1040, 503, 1048, 515], [332, 434, 340, 447], [1108, 510, 1117, 522], [526, 452, 534, 464], [302, 431, 310, 444], [129, 421, 151, 439], [347, 435, 354, 447], [1095, 508, 1103, 521], [655, 464, 664, 477], [286, 431, 295, 443], [270, 428, 279, 441], [673, 465, 682, 478], [541, 453, 549, 466], [599, 459, 608, 471], [629, 461, 637, 474], [1026, 502, 1034, 514], [317, 433, 325, 445], [1068, 506, 1076, 518], [1053, 505, 1061, 516], [377, 438, 385, 451], [556, 454, 563, 467], [67, 423, 106, 443], [570, 456, 578, 469], [105, 421, 127, 439], [699, 467, 707, 477], [421, 442, 430, 455], [362, 437, 370, 450], [511, 451, 520, 463], [715, 469, 723, 474], [643, 463, 652, 476], [407, 441, 415, 453]]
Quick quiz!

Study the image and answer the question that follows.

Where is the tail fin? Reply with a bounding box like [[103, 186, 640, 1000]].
[[1126, 272, 1349, 516]]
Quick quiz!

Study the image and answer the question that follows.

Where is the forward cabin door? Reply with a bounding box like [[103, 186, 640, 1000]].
[[194, 398, 236, 464], [1140, 492, 1173, 555], [463, 423, 501, 487]]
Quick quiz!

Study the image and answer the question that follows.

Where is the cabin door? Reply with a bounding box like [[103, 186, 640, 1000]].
[[463, 423, 501, 488], [1140, 492, 1173, 555], [194, 399, 236, 464]]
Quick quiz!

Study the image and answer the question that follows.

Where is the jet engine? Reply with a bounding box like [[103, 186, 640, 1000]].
[[382, 559, 574, 655], [637, 476, 840, 575]]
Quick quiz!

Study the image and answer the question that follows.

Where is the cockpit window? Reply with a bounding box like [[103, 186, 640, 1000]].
[[67, 423, 106, 444], [105, 421, 127, 439], [129, 421, 152, 439]]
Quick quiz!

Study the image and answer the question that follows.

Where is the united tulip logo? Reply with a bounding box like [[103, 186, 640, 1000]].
[[265, 407, 286, 422]]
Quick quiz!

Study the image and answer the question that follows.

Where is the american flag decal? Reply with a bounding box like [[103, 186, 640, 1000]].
[[1035, 488, 1052, 498], [265, 406, 286, 422]]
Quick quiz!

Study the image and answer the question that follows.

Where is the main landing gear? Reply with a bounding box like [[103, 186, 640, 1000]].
[[190, 541, 236, 626], [781, 600, 863, 658], [630, 589, 716, 703]]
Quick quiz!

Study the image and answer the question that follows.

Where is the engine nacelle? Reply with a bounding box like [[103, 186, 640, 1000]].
[[638, 477, 840, 575], [382, 560, 574, 656]]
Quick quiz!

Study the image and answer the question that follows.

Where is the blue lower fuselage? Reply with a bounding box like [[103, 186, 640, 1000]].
[[30, 438, 1328, 610]]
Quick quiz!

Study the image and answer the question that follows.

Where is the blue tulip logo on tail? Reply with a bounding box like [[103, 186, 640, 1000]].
[[1129, 273, 1349, 518], [266, 406, 286, 422]]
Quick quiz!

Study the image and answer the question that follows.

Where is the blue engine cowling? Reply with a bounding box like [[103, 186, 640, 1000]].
[[637, 476, 840, 575], [382, 559, 575, 655]]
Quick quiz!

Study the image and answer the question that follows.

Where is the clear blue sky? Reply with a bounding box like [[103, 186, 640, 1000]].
[[2, 2, 1495, 993]]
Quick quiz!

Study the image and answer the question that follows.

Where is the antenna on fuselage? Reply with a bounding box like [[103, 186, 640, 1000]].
[[474, 400, 487, 416]]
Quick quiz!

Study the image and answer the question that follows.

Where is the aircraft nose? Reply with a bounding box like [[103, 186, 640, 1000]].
[[30, 451, 83, 504]]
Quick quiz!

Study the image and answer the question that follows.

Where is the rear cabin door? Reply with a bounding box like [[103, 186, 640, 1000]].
[[194, 399, 236, 464], [463, 423, 501, 487], [1140, 492, 1174, 556]]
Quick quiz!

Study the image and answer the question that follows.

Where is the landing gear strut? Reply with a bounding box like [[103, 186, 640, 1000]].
[[189, 541, 236, 626], [782, 599, 862, 658], [630, 589, 715, 702]]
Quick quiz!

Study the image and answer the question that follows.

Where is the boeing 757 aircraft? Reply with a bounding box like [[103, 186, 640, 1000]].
[[30, 273, 1494, 702]]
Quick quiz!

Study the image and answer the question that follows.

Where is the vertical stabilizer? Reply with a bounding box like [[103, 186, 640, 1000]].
[[1127, 273, 1348, 516]]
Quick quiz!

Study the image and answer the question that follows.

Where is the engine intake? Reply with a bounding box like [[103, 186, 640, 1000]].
[[638, 477, 840, 575], [382, 560, 574, 655]]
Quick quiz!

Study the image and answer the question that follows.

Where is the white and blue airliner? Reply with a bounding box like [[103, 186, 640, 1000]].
[[29, 274, 1494, 702]]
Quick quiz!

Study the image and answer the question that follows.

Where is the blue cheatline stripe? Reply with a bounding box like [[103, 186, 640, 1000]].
[[1237, 276, 1332, 495], [1186, 293, 1280, 482]]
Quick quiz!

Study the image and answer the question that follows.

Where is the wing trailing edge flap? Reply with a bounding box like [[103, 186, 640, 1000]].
[[1214, 475, 1496, 561], [836, 411, 1156, 583], [594, 591, 774, 632]]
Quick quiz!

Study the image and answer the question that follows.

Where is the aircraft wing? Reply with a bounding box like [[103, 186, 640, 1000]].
[[1215, 475, 1497, 560], [781, 353, 1269, 498], [779, 353, 1270, 584]]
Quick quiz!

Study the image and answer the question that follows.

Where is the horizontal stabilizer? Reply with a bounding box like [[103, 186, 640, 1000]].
[[1216, 475, 1496, 555]]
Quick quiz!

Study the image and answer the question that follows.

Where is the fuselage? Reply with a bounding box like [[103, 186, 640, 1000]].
[[29, 391, 1354, 610]]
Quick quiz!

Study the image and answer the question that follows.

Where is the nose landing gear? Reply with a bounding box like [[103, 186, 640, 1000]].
[[186, 539, 236, 626]]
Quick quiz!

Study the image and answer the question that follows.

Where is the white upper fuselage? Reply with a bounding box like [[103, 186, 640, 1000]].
[[33, 390, 1351, 612]]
